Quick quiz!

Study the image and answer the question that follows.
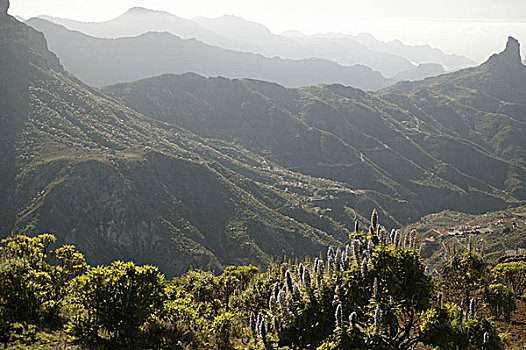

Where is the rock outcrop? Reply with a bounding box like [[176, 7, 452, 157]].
[[486, 36, 522, 66]]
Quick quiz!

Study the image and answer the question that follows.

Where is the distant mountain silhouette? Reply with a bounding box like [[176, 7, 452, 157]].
[[26, 17, 394, 90], [39, 7, 231, 46], [37, 7, 474, 78], [353, 32, 476, 71]]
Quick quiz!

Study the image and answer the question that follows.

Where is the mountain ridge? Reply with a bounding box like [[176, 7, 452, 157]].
[[34, 7, 474, 78], [25, 17, 394, 90]]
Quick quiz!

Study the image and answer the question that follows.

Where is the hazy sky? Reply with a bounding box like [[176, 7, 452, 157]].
[[9, 0, 526, 62]]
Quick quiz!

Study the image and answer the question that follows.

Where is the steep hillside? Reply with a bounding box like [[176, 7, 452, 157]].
[[380, 37, 526, 176], [105, 38, 526, 224], [25, 17, 393, 90]]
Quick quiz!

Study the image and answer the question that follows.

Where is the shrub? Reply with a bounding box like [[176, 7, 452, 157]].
[[491, 261, 526, 297], [440, 241, 489, 308], [0, 234, 86, 328], [420, 302, 504, 350], [69, 261, 166, 346], [483, 284, 516, 320]]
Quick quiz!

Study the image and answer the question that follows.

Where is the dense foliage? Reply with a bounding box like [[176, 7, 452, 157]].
[[491, 261, 526, 297], [1, 210, 515, 349]]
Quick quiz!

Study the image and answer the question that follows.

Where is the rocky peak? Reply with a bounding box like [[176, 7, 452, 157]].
[[486, 36, 523, 67]]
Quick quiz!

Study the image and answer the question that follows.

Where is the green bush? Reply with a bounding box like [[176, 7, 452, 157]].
[[68, 261, 166, 346], [0, 320, 38, 345], [440, 242, 489, 308], [420, 303, 504, 350], [491, 261, 526, 297], [0, 234, 86, 328], [483, 284, 516, 320]]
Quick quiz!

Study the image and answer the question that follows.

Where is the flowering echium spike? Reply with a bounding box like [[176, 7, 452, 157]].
[[355, 239, 362, 254], [269, 295, 277, 315], [374, 305, 382, 330], [335, 303, 343, 326], [302, 268, 311, 288], [327, 256, 332, 274], [371, 209, 378, 230], [410, 229, 417, 249], [469, 298, 477, 317], [285, 270, 294, 293], [273, 315, 279, 331], [368, 240, 374, 253], [273, 282, 280, 298], [293, 282, 301, 300], [249, 311, 257, 334], [349, 311, 357, 328], [318, 259, 324, 275], [259, 318, 267, 343], [256, 312, 263, 335], [277, 290, 286, 309], [361, 257, 368, 278]]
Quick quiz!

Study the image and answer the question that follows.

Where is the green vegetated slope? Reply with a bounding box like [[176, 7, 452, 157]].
[[3, 12, 388, 276], [104, 39, 526, 225]]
